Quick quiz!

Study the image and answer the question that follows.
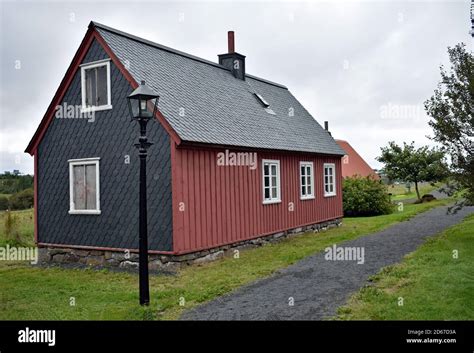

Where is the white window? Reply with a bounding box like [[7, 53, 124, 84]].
[[262, 159, 281, 204], [324, 163, 336, 197], [300, 161, 314, 200], [80, 59, 112, 112], [69, 158, 101, 215]]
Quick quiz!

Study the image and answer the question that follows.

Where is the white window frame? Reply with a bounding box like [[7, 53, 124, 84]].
[[80, 59, 112, 113], [68, 157, 101, 215], [300, 161, 315, 200], [324, 163, 337, 197], [262, 159, 281, 204]]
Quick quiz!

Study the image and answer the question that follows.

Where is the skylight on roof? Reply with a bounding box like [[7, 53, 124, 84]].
[[264, 108, 276, 115], [254, 93, 270, 108]]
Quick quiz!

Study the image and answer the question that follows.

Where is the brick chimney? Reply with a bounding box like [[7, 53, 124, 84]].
[[218, 31, 246, 80]]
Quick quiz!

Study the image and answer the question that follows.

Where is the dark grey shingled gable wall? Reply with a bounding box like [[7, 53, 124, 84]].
[[37, 39, 173, 251]]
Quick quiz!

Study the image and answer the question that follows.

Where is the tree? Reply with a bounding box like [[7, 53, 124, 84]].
[[9, 188, 34, 210], [377, 142, 448, 200], [424, 43, 474, 206], [0, 173, 33, 194]]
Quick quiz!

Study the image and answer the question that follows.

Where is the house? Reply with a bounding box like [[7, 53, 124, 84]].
[[335, 140, 379, 179], [25, 22, 345, 266]]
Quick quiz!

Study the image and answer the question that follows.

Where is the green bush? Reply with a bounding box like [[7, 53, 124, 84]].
[[9, 188, 34, 210], [343, 176, 393, 217], [0, 195, 9, 211]]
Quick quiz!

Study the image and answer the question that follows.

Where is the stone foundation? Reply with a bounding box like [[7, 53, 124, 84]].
[[38, 218, 342, 271]]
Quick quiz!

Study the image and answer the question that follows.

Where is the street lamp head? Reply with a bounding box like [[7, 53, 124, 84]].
[[127, 80, 160, 120]]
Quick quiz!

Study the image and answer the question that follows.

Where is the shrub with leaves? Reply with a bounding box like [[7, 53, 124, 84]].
[[343, 176, 393, 217], [9, 188, 34, 210], [0, 195, 9, 211]]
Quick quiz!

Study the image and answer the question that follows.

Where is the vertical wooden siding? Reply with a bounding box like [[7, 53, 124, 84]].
[[171, 144, 343, 254]]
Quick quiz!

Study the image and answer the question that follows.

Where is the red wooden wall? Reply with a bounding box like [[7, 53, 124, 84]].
[[171, 143, 343, 254]]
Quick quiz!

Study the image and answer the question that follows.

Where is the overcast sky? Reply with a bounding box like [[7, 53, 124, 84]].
[[0, 0, 472, 174]]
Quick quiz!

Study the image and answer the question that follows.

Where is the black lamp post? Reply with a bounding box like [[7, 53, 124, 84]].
[[127, 80, 159, 306]]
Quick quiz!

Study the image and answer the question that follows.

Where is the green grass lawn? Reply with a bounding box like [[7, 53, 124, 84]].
[[389, 182, 441, 201], [0, 209, 35, 247], [337, 213, 474, 320], [0, 199, 455, 320]]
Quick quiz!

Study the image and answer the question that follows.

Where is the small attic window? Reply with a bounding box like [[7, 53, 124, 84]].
[[80, 59, 112, 112], [254, 93, 270, 108]]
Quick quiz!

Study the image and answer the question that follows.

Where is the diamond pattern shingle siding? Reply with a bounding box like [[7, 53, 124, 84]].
[[37, 39, 173, 251]]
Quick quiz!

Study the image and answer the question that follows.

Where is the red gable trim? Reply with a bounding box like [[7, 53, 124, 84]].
[[25, 24, 180, 155], [25, 27, 95, 155]]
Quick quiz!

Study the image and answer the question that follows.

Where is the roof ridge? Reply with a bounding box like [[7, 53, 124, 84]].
[[90, 21, 287, 89], [246, 74, 287, 89]]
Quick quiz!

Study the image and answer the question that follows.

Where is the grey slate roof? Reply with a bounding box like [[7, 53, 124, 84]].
[[93, 22, 345, 156]]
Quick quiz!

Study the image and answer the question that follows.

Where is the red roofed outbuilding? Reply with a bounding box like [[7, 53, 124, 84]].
[[336, 140, 379, 180]]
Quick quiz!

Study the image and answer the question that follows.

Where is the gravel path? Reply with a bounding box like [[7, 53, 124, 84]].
[[181, 205, 474, 320]]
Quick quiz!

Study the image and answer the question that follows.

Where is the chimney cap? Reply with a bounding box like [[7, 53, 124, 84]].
[[228, 31, 235, 53]]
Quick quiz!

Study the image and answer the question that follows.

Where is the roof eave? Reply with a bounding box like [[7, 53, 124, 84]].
[[178, 140, 345, 156]]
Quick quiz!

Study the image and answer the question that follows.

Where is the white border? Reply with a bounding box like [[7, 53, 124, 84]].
[[323, 163, 336, 197], [300, 161, 315, 200], [69, 157, 101, 215], [80, 59, 112, 113], [262, 159, 281, 204]]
